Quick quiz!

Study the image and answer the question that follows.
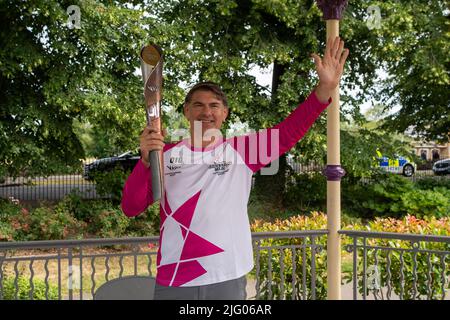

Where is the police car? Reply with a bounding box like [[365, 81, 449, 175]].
[[375, 150, 416, 177]]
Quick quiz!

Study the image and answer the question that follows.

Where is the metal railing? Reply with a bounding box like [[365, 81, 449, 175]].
[[253, 230, 328, 300], [0, 175, 99, 202], [0, 231, 328, 300], [0, 236, 159, 300], [340, 230, 450, 300], [1, 230, 449, 300]]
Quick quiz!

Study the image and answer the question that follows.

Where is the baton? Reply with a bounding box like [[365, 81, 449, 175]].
[[140, 44, 164, 201]]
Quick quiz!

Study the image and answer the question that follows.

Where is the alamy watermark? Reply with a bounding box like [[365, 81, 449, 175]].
[[66, 5, 81, 29], [366, 265, 381, 290], [366, 5, 382, 30], [67, 264, 81, 290], [165, 124, 280, 176]]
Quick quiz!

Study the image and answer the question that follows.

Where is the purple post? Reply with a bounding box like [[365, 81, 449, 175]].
[[316, 0, 348, 20], [322, 165, 346, 181]]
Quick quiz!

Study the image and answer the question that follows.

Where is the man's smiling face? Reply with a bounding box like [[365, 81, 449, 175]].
[[183, 89, 229, 137]]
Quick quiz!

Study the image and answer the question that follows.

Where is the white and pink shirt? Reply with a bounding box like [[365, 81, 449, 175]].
[[121, 91, 330, 287]]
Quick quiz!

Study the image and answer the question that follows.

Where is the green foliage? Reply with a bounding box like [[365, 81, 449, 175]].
[[340, 128, 414, 180], [2, 276, 59, 300], [369, 0, 450, 142], [58, 191, 96, 221], [344, 174, 450, 219], [283, 172, 326, 213], [86, 206, 130, 239], [126, 212, 157, 237], [58, 192, 158, 237], [142, 202, 161, 236], [0, 194, 157, 241], [399, 188, 450, 219], [91, 166, 131, 204], [0, 197, 86, 241], [2, 0, 447, 181], [56, 192, 130, 238], [414, 177, 450, 191], [0, 1, 151, 177], [7, 205, 86, 241]]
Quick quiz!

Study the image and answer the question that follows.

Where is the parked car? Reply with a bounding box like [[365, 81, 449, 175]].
[[83, 151, 140, 180], [375, 150, 416, 177], [432, 158, 450, 175]]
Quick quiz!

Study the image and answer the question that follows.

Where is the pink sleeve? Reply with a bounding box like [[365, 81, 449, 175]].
[[121, 159, 154, 217], [229, 91, 331, 172]]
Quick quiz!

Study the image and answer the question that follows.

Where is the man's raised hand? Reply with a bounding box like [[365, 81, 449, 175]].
[[312, 36, 349, 103]]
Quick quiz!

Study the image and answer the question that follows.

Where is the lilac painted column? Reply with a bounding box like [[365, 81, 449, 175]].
[[316, 0, 348, 300]]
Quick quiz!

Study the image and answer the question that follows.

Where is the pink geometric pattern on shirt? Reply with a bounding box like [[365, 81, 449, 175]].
[[172, 260, 207, 286], [180, 225, 187, 239], [180, 231, 224, 260], [160, 193, 171, 226], [163, 192, 172, 215], [157, 190, 224, 286], [171, 190, 201, 228], [157, 227, 163, 266], [156, 262, 177, 286]]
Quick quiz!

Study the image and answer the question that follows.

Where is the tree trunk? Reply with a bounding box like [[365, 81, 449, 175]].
[[253, 61, 287, 208]]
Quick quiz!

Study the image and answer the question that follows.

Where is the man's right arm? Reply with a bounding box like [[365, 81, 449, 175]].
[[121, 126, 165, 217], [121, 159, 154, 217]]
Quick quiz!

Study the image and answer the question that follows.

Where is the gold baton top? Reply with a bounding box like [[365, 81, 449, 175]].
[[140, 44, 163, 120]]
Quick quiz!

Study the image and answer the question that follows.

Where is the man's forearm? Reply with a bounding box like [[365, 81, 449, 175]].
[[314, 83, 334, 104]]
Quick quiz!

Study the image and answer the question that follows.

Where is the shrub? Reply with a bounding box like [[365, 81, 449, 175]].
[[58, 191, 95, 221], [0, 198, 20, 241], [0, 195, 159, 241], [92, 167, 131, 204], [126, 213, 156, 237], [399, 188, 449, 219], [0, 196, 86, 241], [9, 206, 86, 241], [2, 276, 59, 300], [414, 177, 450, 190], [87, 206, 130, 238], [284, 172, 326, 213], [0, 220, 14, 241], [343, 174, 449, 219], [60, 193, 158, 238]]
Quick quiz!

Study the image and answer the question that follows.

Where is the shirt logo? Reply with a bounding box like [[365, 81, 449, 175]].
[[165, 164, 182, 177], [166, 165, 182, 171], [170, 156, 183, 164], [208, 161, 231, 176]]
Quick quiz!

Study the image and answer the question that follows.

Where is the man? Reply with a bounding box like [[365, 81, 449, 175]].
[[121, 37, 349, 299]]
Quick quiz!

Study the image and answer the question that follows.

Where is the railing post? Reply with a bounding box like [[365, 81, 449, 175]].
[[68, 247, 73, 300], [316, 0, 349, 300]]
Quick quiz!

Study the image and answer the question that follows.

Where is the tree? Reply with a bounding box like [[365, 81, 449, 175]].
[[151, 0, 390, 206], [366, 0, 449, 142], [3, 0, 445, 207], [155, 0, 449, 205], [0, 0, 153, 177]]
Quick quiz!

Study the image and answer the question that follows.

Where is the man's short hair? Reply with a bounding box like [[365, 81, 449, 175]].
[[184, 82, 228, 107]]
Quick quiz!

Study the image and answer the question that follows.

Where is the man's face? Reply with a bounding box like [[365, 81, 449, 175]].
[[183, 90, 229, 137]]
